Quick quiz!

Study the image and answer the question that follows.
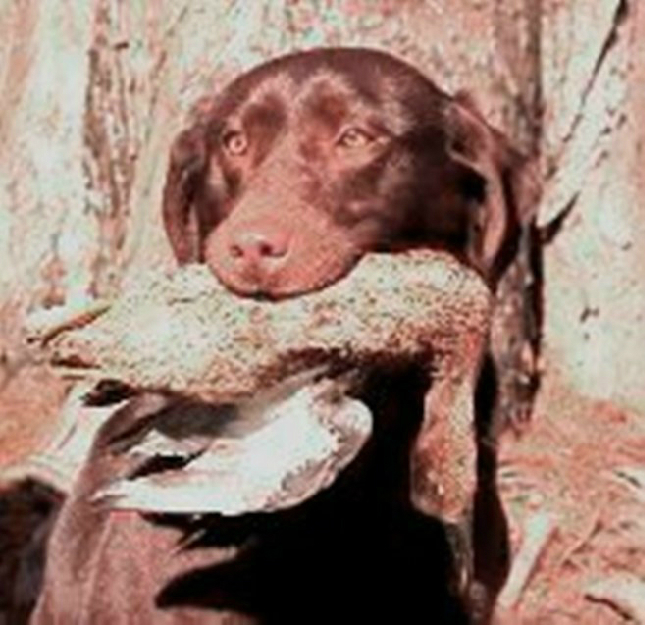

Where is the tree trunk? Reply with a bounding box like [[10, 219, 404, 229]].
[[539, 0, 645, 415]]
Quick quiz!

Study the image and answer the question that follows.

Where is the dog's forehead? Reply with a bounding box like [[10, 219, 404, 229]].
[[245, 70, 399, 124], [215, 49, 439, 130]]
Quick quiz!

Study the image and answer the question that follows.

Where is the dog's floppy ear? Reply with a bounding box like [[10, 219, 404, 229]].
[[445, 91, 540, 282], [162, 124, 208, 264]]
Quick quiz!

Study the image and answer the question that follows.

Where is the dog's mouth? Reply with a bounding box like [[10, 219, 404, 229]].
[[205, 247, 362, 300], [203, 222, 366, 300], [209, 268, 349, 301]]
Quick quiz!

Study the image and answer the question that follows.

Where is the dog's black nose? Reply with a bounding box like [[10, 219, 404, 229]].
[[229, 228, 289, 267]]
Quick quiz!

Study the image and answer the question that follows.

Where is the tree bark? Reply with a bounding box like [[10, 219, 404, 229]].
[[539, 0, 645, 414]]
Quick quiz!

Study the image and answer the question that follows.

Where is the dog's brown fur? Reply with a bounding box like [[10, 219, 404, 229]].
[[163, 48, 536, 296]]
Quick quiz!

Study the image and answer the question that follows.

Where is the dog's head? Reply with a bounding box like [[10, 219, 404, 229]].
[[163, 48, 538, 297]]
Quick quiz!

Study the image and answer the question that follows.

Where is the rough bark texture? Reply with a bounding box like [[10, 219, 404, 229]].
[[0, 0, 95, 469], [539, 0, 645, 415]]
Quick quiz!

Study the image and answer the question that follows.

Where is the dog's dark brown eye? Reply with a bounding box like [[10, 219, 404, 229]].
[[337, 127, 374, 149], [222, 130, 248, 156]]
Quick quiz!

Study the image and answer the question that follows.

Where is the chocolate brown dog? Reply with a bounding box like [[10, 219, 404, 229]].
[[163, 48, 536, 294], [32, 48, 537, 625]]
